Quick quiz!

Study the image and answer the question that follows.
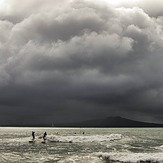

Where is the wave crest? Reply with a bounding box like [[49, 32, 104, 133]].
[[96, 152, 163, 163], [48, 134, 122, 143]]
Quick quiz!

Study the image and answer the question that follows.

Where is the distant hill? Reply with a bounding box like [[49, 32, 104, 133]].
[[53, 116, 163, 127], [1, 116, 163, 127]]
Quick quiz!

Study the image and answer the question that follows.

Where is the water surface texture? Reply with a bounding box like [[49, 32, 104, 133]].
[[0, 127, 163, 162]]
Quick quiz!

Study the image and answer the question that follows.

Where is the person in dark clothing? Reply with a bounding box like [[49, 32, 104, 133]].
[[32, 131, 35, 140], [43, 132, 47, 141]]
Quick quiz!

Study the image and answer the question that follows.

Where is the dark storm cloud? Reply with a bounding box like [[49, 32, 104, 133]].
[[0, 0, 163, 124]]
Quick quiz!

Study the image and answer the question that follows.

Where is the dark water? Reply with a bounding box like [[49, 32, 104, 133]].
[[0, 127, 162, 162]]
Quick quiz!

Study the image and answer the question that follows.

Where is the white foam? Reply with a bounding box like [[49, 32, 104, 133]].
[[96, 152, 163, 163], [0, 152, 60, 163], [47, 134, 122, 143], [58, 155, 102, 163], [154, 145, 163, 151]]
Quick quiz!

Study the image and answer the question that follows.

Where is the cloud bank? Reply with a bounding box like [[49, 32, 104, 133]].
[[0, 0, 163, 124]]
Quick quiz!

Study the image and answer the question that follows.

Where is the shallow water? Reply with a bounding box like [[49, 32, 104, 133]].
[[0, 127, 163, 162]]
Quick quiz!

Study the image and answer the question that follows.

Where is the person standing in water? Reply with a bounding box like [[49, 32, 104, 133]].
[[32, 131, 35, 140], [43, 132, 47, 141]]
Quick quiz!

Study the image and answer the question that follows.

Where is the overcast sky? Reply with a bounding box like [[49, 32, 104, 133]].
[[0, 0, 163, 125]]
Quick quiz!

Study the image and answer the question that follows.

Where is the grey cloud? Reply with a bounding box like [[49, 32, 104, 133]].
[[118, 0, 163, 17], [138, 0, 163, 17], [0, 0, 163, 124], [0, 0, 68, 23]]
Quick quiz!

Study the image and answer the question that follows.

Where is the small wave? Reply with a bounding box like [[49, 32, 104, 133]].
[[154, 145, 163, 151], [160, 145, 163, 148], [47, 134, 122, 143], [0, 152, 60, 163], [58, 155, 103, 163], [96, 152, 163, 163]]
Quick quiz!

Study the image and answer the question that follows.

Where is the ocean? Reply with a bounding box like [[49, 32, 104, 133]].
[[0, 127, 163, 163]]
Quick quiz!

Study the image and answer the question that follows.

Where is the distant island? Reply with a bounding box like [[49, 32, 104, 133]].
[[53, 116, 163, 128], [1, 116, 163, 127]]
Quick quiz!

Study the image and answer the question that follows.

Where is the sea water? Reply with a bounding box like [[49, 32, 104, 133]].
[[0, 127, 163, 163]]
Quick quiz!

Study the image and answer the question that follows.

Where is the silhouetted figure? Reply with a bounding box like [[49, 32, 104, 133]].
[[43, 132, 47, 141], [32, 131, 35, 140], [83, 132, 85, 134]]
